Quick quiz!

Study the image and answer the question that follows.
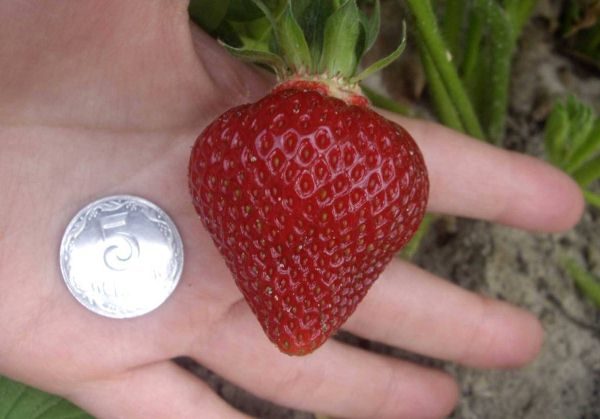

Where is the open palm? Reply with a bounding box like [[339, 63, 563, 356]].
[[0, 1, 584, 418]]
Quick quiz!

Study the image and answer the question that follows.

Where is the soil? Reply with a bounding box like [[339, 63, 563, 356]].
[[183, 2, 600, 418]]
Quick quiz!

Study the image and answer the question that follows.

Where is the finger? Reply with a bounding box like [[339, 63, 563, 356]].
[[343, 259, 543, 369], [67, 361, 251, 419], [385, 114, 584, 232], [193, 305, 458, 419]]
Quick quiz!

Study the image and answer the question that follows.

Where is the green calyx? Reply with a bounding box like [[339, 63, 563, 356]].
[[193, 0, 406, 85]]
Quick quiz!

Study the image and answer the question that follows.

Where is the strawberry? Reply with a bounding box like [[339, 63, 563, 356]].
[[188, 0, 429, 355]]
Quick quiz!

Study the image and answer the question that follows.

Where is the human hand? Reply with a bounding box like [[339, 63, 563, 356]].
[[0, 1, 584, 418]]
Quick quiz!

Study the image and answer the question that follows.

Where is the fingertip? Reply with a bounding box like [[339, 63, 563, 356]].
[[500, 307, 544, 368], [396, 367, 459, 419], [531, 160, 585, 232], [479, 301, 545, 369], [431, 372, 460, 419], [500, 154, 585, 233], [544, 168, 585, 232]]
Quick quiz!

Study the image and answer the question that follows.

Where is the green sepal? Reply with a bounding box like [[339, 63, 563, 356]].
[[196, 0, 405, 88], [319, 0, 361, 77], [219, 41, 287, 79], [293, 0, 336, 69], [275, 1, 313, 73], [359, 0, 380, 57], [351, 22, 406, 83]]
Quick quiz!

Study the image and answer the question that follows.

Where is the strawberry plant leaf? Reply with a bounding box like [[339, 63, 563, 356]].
[[503, 0, 537, 36], [572, 155, 600, 187], [545, 96, 600, 201], [566, 119, 600, 173], [0, 375, 91, 419], [564, 96, 596, 161], [584, 190, 600, 208], [563, 258, 600, 308], [544, 100, 571, 166]]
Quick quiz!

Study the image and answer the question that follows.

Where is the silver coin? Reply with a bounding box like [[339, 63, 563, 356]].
[[59, 195, 184, 318]]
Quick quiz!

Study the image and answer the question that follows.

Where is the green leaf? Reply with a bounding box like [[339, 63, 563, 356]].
[[504, 0, 537, 37], [351, 22, 406, 83], [188, 0, 230, 33], [0, 375, 92, 419], [544, 100, 570, 166], [563, 258, 600, 309], [564, 96, 596, 160], [584, 189, 600, 208], [566, 119, 600, 173], [276, 1, 313, 72], [319, 0, 362, 77], [572, 154, 600, 187]]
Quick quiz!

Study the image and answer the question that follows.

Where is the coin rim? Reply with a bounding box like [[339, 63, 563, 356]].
[[59, 194, 184, 319]]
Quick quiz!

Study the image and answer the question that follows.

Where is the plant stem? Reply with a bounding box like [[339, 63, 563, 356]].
[[504, 0, 537, 36], [417, 38, 465, 133], [441, 0, 467, 64], [406, 0, 485, 140], [461, 2, 485, 97], [486, 1, 514, 143]]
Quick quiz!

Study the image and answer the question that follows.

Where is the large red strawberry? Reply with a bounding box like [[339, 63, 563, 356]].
[[189, 0, 429, 355]]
